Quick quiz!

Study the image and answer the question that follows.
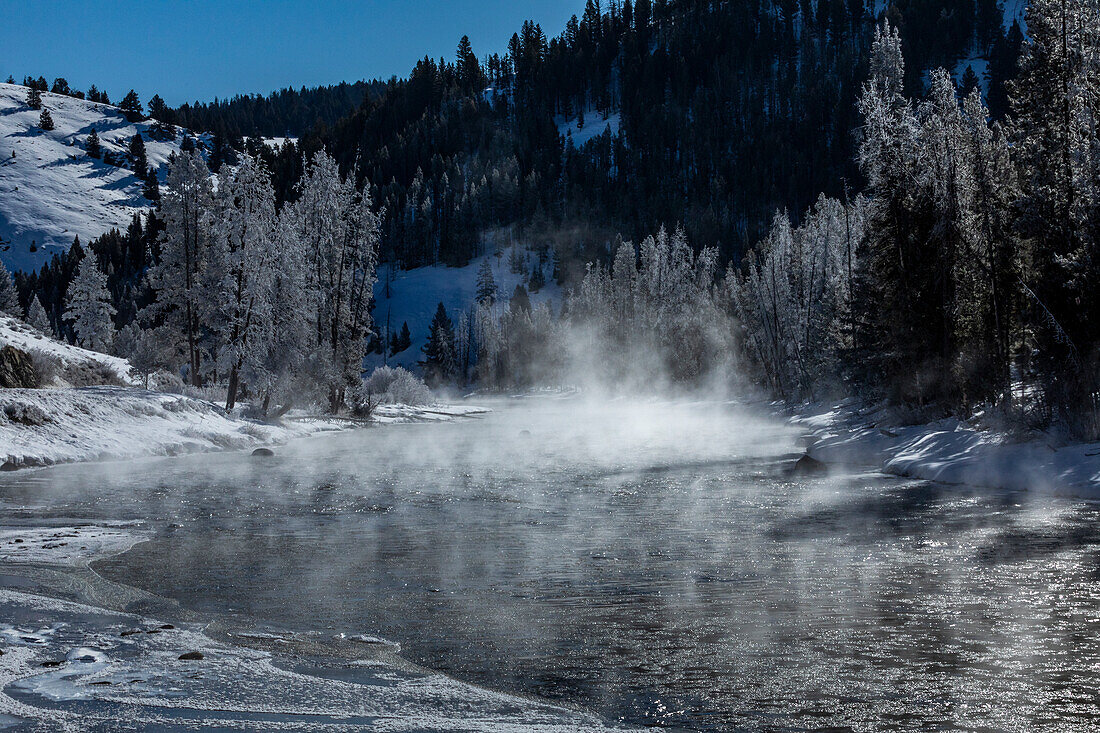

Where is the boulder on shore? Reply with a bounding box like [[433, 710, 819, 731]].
[[0, 345, 38, 388], [787, 453, 828, 477]]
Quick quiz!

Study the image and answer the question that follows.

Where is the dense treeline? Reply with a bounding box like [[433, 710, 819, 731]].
[[159, 0, 1017, 273], [169, 81, 383, 141], [735, 4, 1100, 439]]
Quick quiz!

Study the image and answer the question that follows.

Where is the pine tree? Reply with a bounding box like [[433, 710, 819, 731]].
[[1009, 0, 1100, 432], [959, 65, 980, 97], [399, 321, 412, 352], [64, 254, 116, 352], [129, 134, 147, 178], [37, 108, 54, 131], [85, 128, 101, 158], [119, 89, 143, 121], [147, 94, 168, 121], [25, 296, 51, 334], [475, 258, 497, 304], [421, 302, 456, 385], [26, 86, 41, 110], [143, 167, 160, 201]]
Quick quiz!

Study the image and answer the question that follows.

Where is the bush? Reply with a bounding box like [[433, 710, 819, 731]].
[[3, 400, 50, 426], [361, 366, 433, 406]]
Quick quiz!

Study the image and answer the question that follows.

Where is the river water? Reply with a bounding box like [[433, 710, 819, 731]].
[[3, 397, 1099, 730]]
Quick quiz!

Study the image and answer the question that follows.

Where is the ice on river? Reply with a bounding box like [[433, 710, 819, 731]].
[[0, 584, 622, 731]]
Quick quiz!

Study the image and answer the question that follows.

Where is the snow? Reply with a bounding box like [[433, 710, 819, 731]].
[[0, 315, 135, 386], [0, 386, 334, 467], [370, 245, 560, 371], [792, 401, 1100, 497], [246, 135, 298, 149], [0, 314, 487, 467], [558, 109, 621, 148], [0, 386, 488, 468], [0, 82, 192, 273]]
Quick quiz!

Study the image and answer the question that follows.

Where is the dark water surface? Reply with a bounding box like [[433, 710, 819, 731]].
[[3, 398, 1099, 731]]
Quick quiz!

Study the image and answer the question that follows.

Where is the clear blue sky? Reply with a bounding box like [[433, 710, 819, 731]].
[[2, 1, 579, 106]]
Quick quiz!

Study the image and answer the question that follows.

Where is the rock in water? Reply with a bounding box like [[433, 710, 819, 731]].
[[788, 453, 828, 477], [251, 448, 275, 457], [0, 345, 38, 388], [0, 462, 19, 472], [178, 651, 204, 660]]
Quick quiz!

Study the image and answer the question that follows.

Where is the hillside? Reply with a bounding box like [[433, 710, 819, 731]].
[[369, 244, 561, 371], [0, 83, 187, 273]]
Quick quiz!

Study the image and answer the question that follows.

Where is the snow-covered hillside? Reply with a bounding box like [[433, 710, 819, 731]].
[[0, 315, 134, 387], [558, 108, 622, 148], [369, 245, 560, 371], [0, 83, 187, 273]]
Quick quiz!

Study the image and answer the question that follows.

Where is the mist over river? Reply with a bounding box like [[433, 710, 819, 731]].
[[3, 397, 1099, 730]]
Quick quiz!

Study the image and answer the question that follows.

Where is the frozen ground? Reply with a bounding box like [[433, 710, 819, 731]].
[[0, 522, 621, 732], [0, 83, 192, 273], [794, 400, 1100, 497]]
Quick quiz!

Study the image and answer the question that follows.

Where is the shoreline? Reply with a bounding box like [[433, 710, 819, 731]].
[[0, 385, 489, 471], [788, 399, 1100, 498], [0, 519, 620, 731]]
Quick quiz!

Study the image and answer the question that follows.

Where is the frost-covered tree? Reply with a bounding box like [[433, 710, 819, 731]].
[[0, 260, 19, 316], [64, 254, 116, 352], [25, 296, 52, 334], [144, 150, 214, 386], [115, 322, 163, 389], [287, 151, 381, 411], [252, 212, 313, 415], [732, 196, 866, 399], [209, 154, 279, 410]]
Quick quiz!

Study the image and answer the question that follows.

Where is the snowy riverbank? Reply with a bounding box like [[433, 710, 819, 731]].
[[0, 386, 488, 469], [792, 400, 1100, 497]]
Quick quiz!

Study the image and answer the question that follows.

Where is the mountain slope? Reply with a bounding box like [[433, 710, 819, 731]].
[[0, 83, 186, 273]]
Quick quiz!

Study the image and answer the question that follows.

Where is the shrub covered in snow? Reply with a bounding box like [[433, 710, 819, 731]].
[[361, 366, 433, 406], [2, 400, 50, 426]]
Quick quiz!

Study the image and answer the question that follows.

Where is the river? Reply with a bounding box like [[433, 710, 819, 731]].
[[2, 397, 1099, 730]]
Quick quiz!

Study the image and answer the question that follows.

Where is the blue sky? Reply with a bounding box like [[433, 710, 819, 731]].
[[2, 1, 579, 106]]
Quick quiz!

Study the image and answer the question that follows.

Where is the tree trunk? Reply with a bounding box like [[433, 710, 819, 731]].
[[225, 367, 239, 411]]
